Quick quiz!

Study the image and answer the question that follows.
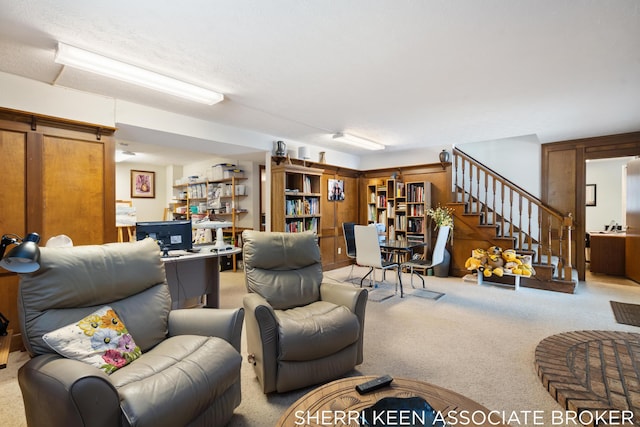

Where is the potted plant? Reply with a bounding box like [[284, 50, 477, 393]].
[[426, 205, 454, 277]]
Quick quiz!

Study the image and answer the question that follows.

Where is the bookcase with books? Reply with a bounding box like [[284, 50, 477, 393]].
[[366, 178, 414, 243], [366, 180, 390, 226], [405, 181, 432, 244], [271, 163, 323, 234]]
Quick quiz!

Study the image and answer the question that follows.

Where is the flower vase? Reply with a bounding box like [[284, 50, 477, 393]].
[[433, 248, 451, 277]]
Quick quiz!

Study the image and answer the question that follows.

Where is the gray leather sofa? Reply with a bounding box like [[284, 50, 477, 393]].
[[17, 238, 244, 427], [242, 230, 368, 393]]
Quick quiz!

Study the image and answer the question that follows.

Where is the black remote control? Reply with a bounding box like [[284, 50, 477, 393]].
[[355, 375, 393, 394]]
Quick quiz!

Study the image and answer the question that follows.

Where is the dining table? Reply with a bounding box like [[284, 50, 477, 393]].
[[377, 239, 428, 297]]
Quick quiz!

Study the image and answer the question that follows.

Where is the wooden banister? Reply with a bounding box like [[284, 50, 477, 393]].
[[453, 148, 574, 280]]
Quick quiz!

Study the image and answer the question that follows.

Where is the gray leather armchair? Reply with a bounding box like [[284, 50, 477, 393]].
[[17, 238, 244, 427], [242, 230, 368, 393]]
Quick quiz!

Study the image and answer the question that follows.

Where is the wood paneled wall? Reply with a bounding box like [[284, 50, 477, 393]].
[[319, 167, 361, 270]]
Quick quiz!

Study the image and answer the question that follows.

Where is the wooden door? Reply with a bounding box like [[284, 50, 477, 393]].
[[626, 159, 640, 283], [40, 133, 109, 245], [21, 124, 116, 246]]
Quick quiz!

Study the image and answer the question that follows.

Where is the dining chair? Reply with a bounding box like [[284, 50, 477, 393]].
[[402, 225, 450, 288], [354, 225, 403, 295], [342, 222, 359, 282]]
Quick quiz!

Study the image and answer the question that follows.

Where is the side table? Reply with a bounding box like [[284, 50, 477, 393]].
[[277, 376, 508, 427]]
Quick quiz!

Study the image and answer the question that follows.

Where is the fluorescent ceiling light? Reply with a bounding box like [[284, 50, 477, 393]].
[[54, 42, 224, 105], [332, 132, 385, 150]]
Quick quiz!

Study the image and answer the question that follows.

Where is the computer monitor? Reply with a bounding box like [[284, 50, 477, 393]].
[[136, 220, 193, 255]]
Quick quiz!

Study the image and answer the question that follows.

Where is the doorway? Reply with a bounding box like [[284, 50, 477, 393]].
[[585, 156, 636, 279]]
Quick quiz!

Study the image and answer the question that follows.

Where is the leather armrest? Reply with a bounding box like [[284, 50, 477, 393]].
[[243, 293, 279, 393], [320, 282, 368, 364], [320, 282, 367, 314], [168, 307, 244, 353], [18, 353, 121, 427]]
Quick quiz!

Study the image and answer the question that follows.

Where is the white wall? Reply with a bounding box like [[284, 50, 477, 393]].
[[0, 71, 115, 126], [457, 134, 541, 197], [115, 162, 168, 221], [585, 157, 631, 231]]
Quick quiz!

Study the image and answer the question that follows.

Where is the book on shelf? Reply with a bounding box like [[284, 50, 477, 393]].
[[407, 183, 424, 202]]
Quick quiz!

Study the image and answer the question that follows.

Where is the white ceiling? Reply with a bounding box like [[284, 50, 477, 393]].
[[1, 0, 639, 165]]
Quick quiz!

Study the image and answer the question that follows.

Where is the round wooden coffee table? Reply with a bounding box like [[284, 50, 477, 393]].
[[277, 376, 508, 427]]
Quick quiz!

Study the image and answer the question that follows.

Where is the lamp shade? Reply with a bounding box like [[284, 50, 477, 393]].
[[0, 232, 41, 273], [298, 146, 310, 160]]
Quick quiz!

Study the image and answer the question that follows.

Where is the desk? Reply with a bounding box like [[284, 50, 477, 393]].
[[589, 232, 626, 276], [277, 376, 508, 427], [162, 247, 241, 309]]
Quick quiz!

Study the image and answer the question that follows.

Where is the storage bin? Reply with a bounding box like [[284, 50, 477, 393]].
[[209, 163, 236, 181], [223, 168, 244, 179]]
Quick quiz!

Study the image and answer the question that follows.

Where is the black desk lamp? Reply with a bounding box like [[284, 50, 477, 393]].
[[0, 232, 41, 336]]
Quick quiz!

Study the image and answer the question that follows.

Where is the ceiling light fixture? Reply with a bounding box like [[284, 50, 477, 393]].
[[115, 150, 136, 163], [332, 132, 385, 151], [54, 42, 224, 105]]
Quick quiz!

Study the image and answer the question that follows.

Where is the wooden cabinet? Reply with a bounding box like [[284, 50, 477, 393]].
[[0, 108, 116, 351], [590, 233, 626, 275], [271, 164, 323, 234]]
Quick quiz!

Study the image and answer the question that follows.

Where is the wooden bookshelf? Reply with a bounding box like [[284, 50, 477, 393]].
[[271, 164, 324, 234]]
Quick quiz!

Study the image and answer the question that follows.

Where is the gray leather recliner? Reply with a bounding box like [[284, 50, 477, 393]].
[[242, 230, 368, 393], [17, 238, 244, 427]]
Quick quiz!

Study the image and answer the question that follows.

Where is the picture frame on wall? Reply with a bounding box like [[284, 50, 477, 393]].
[[328, 179, 345, 201], [586, 184, 596, 207], [131, 170, 156, 198]]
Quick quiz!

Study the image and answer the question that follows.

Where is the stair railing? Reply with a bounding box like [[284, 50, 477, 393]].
[[453, 148, 574, 281]]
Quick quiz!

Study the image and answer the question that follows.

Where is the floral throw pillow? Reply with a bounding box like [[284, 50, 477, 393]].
[[43, 305, 142, 374]]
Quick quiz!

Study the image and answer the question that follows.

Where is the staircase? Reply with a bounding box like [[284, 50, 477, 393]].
[[449, 148, 577, 293]]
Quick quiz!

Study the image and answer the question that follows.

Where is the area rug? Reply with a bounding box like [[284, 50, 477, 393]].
[[610, 301, 640, 327], [535, 330, 640, 426]]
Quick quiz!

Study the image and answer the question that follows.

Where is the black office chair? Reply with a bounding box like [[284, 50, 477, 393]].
[[342, 222, 358, 282]]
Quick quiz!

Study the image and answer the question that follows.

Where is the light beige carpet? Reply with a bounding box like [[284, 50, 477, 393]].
[[1, 268, 639, 427]]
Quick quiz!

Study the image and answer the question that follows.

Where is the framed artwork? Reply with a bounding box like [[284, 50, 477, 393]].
[[328, 179, 345, 201], [131, 170, 155, 198], [586, 184, 596, 207]]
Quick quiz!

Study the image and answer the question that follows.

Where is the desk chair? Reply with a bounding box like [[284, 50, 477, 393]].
[[354, 225, 403, 296], [402, 225, 450, 288]]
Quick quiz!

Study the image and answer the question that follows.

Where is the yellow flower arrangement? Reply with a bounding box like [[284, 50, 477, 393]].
[[426, 205, 454, 243]]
